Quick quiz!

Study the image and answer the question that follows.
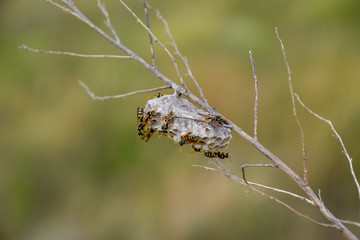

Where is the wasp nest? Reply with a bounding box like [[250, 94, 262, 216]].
[[137, 93, 232, 158]]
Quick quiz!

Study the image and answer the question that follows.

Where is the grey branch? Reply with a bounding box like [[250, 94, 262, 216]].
[[24, 1, 359, 239], [142, 0, 156, 68], [194, 163, 314, 206], [249, 51, 259, 141], [118, 0, 187, 91], [150, 6, 210, 108], [97, 0, 121, 44], [78, 81, 170, 100], [295, 93, 360, 201], [275, 27, 309, 185], [20, 45, 132, 59], [195, 160, 335, 229]]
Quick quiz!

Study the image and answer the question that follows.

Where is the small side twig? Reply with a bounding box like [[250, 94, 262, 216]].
[[118, 0, 187, 91], [275, 27, 308, 185], [194, 161, 335, 229], [20, 45, 132, 59], [193, 164, 313, 205], [149, 6, 210, 109], [78, 80, 170, 100], [295, 93, 360, 201], [241, 163, 278, 184], [97, 0, 120, 44], [142, 0, 156, 69], [339, 219, 360, 228], [249, 51, 259, 141]]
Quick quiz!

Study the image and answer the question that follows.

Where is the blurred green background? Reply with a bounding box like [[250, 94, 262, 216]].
[[1, 0, 360, 239]]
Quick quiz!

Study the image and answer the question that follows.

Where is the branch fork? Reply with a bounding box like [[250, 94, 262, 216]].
[[22, 1, 360, 239]]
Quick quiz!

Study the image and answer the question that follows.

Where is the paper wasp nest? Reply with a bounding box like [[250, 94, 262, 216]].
[[143, 94, 232, 153]]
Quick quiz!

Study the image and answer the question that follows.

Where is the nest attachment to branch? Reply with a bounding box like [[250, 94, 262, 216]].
[[138, 93, 232, 157]]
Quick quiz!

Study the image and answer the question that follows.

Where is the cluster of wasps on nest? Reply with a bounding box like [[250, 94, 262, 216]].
[[136, 93, 231, 159]]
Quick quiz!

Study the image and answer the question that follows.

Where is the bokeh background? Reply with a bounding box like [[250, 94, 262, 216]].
[[1, 0, 360, 239]]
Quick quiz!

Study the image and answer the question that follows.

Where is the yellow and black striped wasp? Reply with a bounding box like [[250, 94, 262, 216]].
[[204, 151, 217, 158], [137, 106, 146, 136], [159, 109, 177, 137], [192, 145, 202, 152], [179, 132, 198, 146], [198, 113, 228, 126], [178, 131, 199, 152], [216, 151, 229, 159], [137, 106, 158, 141], [203, 150, 230, 159], [147, 92, 164, 99]]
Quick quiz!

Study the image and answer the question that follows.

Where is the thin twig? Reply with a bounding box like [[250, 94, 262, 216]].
[[207, 159, 337, 229], [295, 93, 360, 201], [249, 51, 259, 141], [78, 80, 171, 100], [250, 181, 336, 229], [97, 0, 121, 44], [118, 0, 187, 90], [26, 2, 359, 239], [150, 6, 210, 109], [46, 0, 214, 115], [250, 181, 314, 206], [193, 164, 314, 206], [20, 45, 132, 59], [340, 219, 360, 228], [142, 0, 156, 68], [275, 27, 308, 185], [241, 163, 278, 184]]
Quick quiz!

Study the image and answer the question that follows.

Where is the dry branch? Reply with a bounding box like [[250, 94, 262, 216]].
[[23, 1, 360, 239], [20, 45, 132, 59], [78, 80, 170, 100], [249, 51, 259, 141], [295, 93, 360, 200], [275, 27, 308, 185]]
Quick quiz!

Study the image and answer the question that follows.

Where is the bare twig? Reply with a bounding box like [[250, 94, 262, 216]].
[[78, 80, 171, 100], [249, 181, 314, 206], [25, 2, 359, 239], [47, 0, 214, 115], [250, 181, 336, 229], [20, 45, 132, 59], [340, 219, 360, 228], [150, 6, 210, 109], [118, 0, 187, 91], [193, 164, 314, 206], [249, 51, 259, 140], [295, 93, 360, 201], [142, 0, 156, 68], [97, 0, 121, 44], [241, 163, 278, 184], [195, 161, 335, 229], [229, 120, 358, 239], [275, 27, 308, 185]]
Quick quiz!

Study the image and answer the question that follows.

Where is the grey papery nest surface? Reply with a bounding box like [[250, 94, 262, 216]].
[[144, 94, 232, 153]]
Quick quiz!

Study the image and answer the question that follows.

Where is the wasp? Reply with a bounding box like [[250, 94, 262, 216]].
[[198, 113, 227, 126], [216, 151, 229, 159], [160, 110, 177, 137], [154, 92, 163, 98], [143, 106, 158, 123], [137, 106, 158, 137], [192, 145, 202, 152], [137, 107, 145, 126], [177, 132, 199, 152], [147, 92, 164, 99], [178, 132, 198, 146], [142, 128, 155, 142], [137, 107, 146, 136], [204, 151, 218, 158]]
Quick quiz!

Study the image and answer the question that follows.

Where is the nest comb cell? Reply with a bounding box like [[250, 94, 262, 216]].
[[142, 93, 232, 154]]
